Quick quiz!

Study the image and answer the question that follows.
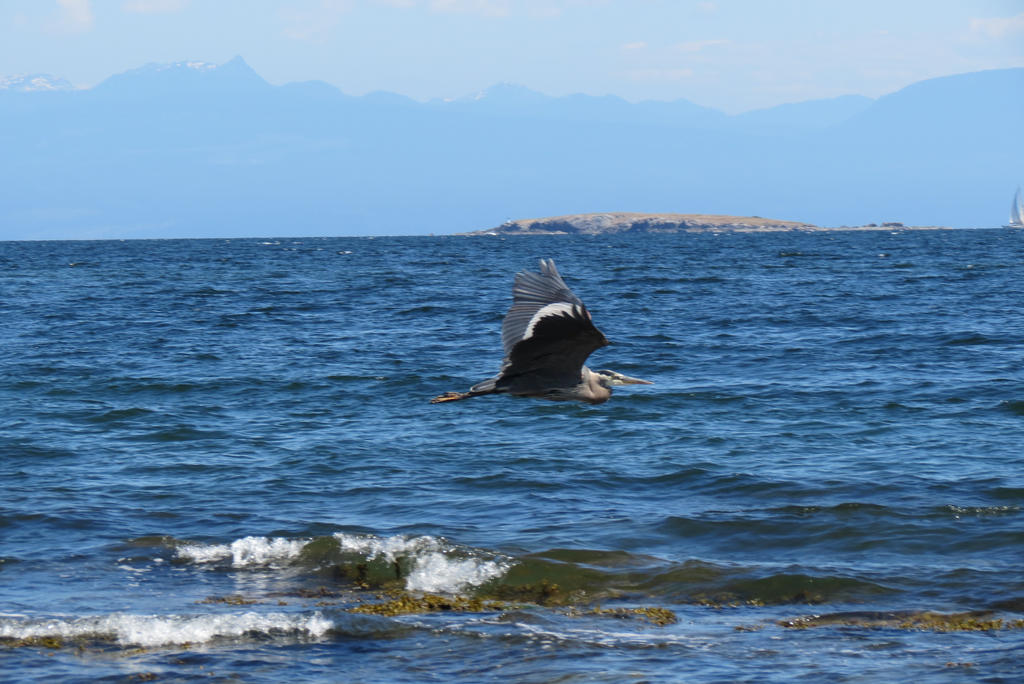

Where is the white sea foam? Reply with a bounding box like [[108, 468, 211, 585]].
[[0, 611, 333, 648], [334, 532, 445, 563], [174, 533, 512, 593], [404, 552, 510, 593], [334, 533, 511, 593], [176, 536, 309, 567]]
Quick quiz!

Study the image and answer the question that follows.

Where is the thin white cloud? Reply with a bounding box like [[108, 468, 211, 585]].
[[54, 0, 94, 33], [673, 39, 729, 53], [529, 5, 563, 18], [623, 67, 695, 82], [969, 12, 1024, 39], [429, 0, 510, 17], [122, 0, 190, 13], [621, 41, 648, 51], [281, 0, 354, 41], [370, 0, 598, 17]]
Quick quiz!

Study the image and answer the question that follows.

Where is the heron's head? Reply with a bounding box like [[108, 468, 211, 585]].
[[594, 369, 653, 388]]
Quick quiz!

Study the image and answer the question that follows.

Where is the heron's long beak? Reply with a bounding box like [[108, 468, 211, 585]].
[[615, 374, 653, 386]]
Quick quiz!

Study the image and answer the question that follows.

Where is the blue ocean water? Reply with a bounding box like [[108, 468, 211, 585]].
[[1, 229, 1022, 682]]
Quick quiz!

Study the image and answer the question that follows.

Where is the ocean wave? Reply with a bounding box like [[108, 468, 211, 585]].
[[177, 535, 309, 567], [333, 533, 511, 593], [169, 534, 903, 606], [492, 549, 896, 607], [0, 611, 334, 648], [174, 533, 512, 594]]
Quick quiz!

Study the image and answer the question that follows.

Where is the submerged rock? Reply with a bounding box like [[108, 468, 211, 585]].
[[778, 610, 1024, 632]]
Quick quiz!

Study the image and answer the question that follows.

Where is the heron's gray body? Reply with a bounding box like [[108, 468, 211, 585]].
[[431, 259, 650, 405]]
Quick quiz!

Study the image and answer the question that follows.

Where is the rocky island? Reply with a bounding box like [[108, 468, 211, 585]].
[[466, 212, 947, 235]]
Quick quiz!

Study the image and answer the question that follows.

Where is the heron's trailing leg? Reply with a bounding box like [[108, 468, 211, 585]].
[[430, 389, 492, 403], [430, 391, 472, 403], [431, 375, 498, 403], [428, 387, 495, 403]]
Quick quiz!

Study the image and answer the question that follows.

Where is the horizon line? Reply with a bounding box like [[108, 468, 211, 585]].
[[5, 58, 1021, 116]]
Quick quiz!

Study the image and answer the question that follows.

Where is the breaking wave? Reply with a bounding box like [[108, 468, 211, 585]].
[[166, 533, 904, 605], [0, 611, 334, 648], [332, 533, 512, 593], [174, 533, 512, 594], [176, 536, 308, 567]]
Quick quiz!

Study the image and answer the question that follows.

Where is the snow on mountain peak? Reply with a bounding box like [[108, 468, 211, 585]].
[[0, 74, 75, 92]]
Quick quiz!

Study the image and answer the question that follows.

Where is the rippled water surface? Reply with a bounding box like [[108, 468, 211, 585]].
[[2, 230, 1023, 682]]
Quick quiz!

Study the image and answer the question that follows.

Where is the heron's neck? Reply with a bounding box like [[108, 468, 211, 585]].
[[581, 367, 612, 404]]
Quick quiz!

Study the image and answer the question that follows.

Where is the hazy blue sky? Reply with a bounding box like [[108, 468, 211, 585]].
[[2, 0, 1023, 112]]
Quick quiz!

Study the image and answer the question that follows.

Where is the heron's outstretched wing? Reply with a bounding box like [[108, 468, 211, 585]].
[[502, 259, 583, 353], [495, 259, 608, 389]]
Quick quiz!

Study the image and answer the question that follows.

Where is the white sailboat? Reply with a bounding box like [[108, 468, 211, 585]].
[[1006, 187, 1024, 228]]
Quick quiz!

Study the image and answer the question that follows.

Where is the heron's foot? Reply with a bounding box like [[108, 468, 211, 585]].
[[430, 391, 470, 404]]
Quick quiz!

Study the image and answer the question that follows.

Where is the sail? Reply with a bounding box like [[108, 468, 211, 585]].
[[1013, 187, 1024, 227]]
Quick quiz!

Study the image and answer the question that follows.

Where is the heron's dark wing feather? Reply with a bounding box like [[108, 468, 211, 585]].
[[501, 259, 584, 354], [498, 301, 609, 389]]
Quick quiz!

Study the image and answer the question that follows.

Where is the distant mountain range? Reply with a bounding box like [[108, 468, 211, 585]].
[[1, 58, 1021, 239]]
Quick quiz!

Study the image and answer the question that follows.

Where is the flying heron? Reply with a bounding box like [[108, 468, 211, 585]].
[[431, 259, 651, 405]]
